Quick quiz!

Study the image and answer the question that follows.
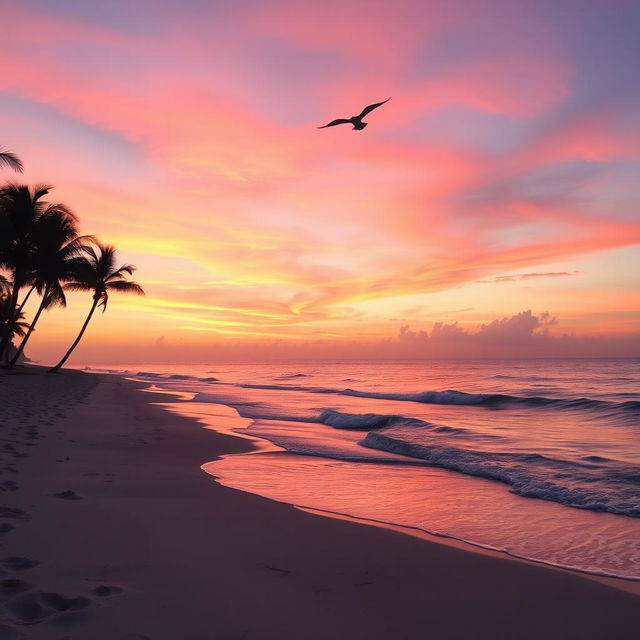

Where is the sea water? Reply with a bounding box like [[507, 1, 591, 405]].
[[87, 359, 640, 580]]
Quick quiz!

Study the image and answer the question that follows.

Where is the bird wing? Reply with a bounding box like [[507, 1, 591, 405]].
[[317, 118, 351, 128], [357, 98, 390, 119]]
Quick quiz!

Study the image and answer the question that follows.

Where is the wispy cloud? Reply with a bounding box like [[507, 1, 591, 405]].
[[478, 272, 581, 283]]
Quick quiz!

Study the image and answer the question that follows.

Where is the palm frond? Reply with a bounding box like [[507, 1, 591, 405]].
[[106, 280, 145, 295], [43, 283, 66, 309], [32, 184, 53, 202], [0, 272, 10, 291], [0, 148, 23, 173], [97, 291, 109, 313], [80, 243, 99, 265], [63, 281, 95, 292], [96, 244, 117, 275], [108, 263, 137, 280], [59, 242, 90, 262], [11, 320, 28, 338], [42, 201, 77, 223], [69, 234, 97, 250]]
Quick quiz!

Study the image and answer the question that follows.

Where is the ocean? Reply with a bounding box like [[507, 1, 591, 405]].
[[88, 359, 640, 581]]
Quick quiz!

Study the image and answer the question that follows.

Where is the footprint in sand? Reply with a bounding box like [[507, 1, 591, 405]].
[[5, 592, 91, 625], [2, 558, 39, 571], [91, 585, 123, 597], [0, 508, 25, 520], [53, 490, 82, 500], [5, 593, 49, 624], [40, 592, 92, 612], [1, 579, 33, 597]]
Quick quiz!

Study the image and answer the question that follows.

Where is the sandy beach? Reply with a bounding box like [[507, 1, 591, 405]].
[[1, 368, 639, 640]]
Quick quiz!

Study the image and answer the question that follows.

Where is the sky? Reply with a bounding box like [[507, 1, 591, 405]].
[[1, 0, 639, 362]]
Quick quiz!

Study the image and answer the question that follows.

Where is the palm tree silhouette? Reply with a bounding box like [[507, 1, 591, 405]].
[[0, 281, 28, 349], [49, 242, 144, 372], [0, 184, 76, 362], [0, 147, 23, 173], [6, 216, 94, 368]]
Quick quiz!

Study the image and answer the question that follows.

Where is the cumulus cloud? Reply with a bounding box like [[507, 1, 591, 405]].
[[400, 310, 556, 345], [476, 310, 556, 341], [391, 310, 640, 357]]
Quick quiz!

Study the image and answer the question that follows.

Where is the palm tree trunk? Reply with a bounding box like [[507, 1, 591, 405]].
[[16, 284, 36, 317], [0, 273, 23, 363], [49, 297, 99, 373], [7, 287, 48, 369]]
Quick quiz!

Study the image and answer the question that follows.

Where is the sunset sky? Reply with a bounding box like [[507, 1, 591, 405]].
[[1, 0, 639, 362]]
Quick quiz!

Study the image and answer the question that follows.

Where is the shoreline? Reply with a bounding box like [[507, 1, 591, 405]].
[[171, 383, 640, 591], [1, 368, 639, 639], [175, 388, 640, 595]]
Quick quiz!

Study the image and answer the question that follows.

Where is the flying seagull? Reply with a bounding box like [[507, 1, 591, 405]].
[[318, 98, 390, 131]]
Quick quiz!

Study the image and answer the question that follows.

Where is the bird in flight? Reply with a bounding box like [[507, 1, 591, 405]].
[[318, 98, 390, 131]]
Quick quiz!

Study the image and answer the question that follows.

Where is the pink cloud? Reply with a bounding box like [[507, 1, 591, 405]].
[[247, 0, 452, 69], [515, 108, 640, 169]]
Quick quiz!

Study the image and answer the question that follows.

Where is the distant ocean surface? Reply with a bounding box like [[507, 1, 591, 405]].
[[87, 359, 640, 580]]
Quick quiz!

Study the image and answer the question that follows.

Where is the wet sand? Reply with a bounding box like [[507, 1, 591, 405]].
[[1, 368, 639, 639]]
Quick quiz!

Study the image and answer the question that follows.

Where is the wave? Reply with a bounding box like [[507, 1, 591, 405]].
[[192, 394, 640, 517], [316, 410, 488, 439], [130, 372, 638, 417], [235, 382, 640, 416], [131, 371, 640, 517], [317, 409, 423, 430], [136, 371, 219, 383], [202, 398, 640, 518], [342, 389, 640, 414], [361, 431, 640, 517]]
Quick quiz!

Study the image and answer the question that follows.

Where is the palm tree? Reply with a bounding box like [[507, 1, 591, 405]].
[[0, 147, 23, 173], [0, 184, 76, 361], [0, 287, 28, 349], [0, 274, 12, 327], [6, 217, 94, 368], [1, 266, 28, 362], [49, 242, 144, 372]]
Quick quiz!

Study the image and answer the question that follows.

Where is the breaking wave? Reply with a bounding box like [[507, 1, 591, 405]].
[[235, 382, 640, 419]]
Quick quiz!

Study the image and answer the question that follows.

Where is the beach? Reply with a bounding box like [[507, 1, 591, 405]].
[[1, 368, 640, 640]]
